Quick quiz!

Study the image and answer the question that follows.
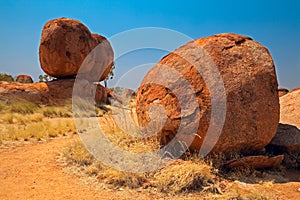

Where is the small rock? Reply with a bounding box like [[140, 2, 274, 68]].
[[16, 74, 33, 84], [270, 124, 300, 152], [225, 155, 284, 169], [142, 182, 151, 189], [278, 87, 289, 97]]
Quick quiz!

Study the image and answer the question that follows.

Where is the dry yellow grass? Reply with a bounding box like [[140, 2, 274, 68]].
[[62, 106, 221, 194], [62, 105, 276, 199], [0, 118, 76, 143], [62, 140, 217, 191], [0, 101, 77, 143]]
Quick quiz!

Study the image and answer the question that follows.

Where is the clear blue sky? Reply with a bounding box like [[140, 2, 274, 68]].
[[0, 0, 299, 89]]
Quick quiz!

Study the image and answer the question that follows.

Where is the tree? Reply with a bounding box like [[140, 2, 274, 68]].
[[104, 62, 115, 88], [38, 74, 56, 82]]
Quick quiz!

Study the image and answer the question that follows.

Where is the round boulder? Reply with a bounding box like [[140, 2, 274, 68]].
[[136, 33, 279, 155], [39, 18, 114, 81], [16, 74, 33, 83]]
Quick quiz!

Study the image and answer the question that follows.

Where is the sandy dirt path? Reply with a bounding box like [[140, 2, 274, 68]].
[[0, 137, 154, 200]]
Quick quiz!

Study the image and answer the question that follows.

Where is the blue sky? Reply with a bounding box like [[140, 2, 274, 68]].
[[0, 0, 299, 89]]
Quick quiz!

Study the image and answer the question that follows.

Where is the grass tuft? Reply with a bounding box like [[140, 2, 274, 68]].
[[153, 159, 216, 193], [10, 102, 39, 114]]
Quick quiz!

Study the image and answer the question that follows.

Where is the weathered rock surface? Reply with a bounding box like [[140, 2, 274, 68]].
[[39, 18, 114, 81], [270, 124, 300, 152], [136, 33, 279, 155], [225, 155, 284, 169], [267, 88, 300, 168], [0, 79, 107, 105], [16, 74, 33, 83], [279, 88, 300, 129]]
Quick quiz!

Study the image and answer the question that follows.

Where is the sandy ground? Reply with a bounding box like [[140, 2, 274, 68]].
[[0, 137, 156, 200], [0, 136, 299, 200]]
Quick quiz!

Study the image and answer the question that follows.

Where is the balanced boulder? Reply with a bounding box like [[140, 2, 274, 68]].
[[136, 33, 279, 155], [39, 18, 114, 81]]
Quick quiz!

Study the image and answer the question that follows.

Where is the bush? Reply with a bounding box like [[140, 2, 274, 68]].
[[0, 73, 14, 82], [38, 74, 56, 82]]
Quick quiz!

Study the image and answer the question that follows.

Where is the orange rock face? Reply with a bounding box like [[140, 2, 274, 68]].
[[136, 33, 279, 155], [16, 74, 33, 83], [279, 88, 300, 129], [39, 18, 114, 81], [0, 79, 107, 105]]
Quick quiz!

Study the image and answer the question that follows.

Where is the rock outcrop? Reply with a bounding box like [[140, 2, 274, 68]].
[[278, 88, 300, 129], [136, 33, 279, 155], [16, 74, 33, 83], [268, 88, 300, 168], [271, 124, 300, 152], [0, 79, 107, 105], [39, 18, 114, 81]]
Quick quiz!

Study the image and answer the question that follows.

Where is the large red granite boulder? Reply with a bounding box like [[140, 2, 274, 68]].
[[136, 33, 279, 155], [39, 18, 114, 81]]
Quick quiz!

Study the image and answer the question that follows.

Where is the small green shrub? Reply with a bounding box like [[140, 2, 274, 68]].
[[0, 73, 14, 82], [38, 74, 56, 82]]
